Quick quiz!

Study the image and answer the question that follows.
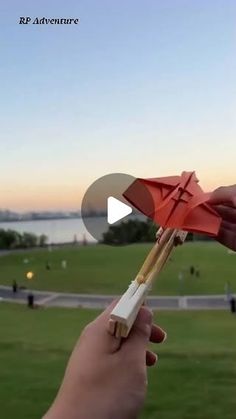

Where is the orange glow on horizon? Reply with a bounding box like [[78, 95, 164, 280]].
[[0, 185, 85, 212], [0, 172, 235, 212]]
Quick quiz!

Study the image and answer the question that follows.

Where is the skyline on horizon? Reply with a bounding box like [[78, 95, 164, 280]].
[[1, 1, 236, 211], [1, 170, 235, 213]]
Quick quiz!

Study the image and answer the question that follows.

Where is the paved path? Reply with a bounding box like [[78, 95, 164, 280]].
[[0, 285, 233, 310]]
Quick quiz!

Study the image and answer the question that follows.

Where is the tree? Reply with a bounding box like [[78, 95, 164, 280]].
[[38, 234, 48, 247], [21, 232, 38, 248], [102, 218, 156, 245], [0, 229, 21, 249]]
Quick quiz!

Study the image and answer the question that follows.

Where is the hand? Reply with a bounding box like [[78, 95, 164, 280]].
[[208, 185, 236, 251], [44, 302, 166, 419]]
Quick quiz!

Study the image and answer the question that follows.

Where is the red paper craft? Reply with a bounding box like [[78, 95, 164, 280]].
[[124, 171, 221, 236]]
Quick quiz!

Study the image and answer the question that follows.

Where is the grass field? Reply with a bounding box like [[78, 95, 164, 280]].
[[0, 242, 236, 295], [0, 303, 236, 419]]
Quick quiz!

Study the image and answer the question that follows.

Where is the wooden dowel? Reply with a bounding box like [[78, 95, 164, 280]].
[[148, 229, 177, 280], [136, 228, 176, 284]]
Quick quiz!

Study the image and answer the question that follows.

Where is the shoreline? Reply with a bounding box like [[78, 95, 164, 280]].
[[0, 241, 97, 255]]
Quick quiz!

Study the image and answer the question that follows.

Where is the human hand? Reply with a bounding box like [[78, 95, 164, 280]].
[[208, 185, 236, 251], [44, 302, 166, 419]]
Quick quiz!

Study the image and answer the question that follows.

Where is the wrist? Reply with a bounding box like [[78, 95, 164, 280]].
[[43, 392, 138, 419]]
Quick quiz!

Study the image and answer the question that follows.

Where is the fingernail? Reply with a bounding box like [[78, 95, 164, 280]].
[[154, 354, 158, 366], [162, 331, 167, 342]]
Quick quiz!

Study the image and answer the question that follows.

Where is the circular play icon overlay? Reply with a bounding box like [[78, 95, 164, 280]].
[[81, 173, 154, 243]]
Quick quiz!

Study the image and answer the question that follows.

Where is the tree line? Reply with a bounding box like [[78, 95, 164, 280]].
[[102, 218, 214, 245], [0, 229, 48, 249]]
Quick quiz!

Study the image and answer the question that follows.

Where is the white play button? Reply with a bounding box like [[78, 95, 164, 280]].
[[81, 173, 153, 243], [107, 196, 132, 224]]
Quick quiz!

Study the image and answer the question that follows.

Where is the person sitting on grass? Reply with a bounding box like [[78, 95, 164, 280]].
[[44, 184, 236, 419]]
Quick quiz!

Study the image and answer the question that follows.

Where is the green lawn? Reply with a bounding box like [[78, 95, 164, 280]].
[[0, 303, 235, 419], [0, 242, 236, 295]]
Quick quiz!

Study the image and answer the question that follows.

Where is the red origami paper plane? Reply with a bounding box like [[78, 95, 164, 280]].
[[124, 171, 221, 236]]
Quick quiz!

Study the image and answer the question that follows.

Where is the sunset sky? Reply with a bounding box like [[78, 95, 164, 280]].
[[0, 0, 235, 211]]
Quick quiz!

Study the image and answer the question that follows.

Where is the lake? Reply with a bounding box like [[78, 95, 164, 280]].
[[0, 214, 147, 244], [0, 218, 97, 244]]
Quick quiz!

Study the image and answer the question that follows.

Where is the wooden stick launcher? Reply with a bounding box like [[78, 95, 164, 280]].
[[109, 227, 187, 338]]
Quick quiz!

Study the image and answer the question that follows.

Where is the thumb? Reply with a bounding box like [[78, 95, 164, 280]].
[[121, 307, 153, 360], [208, 186, 236, 206]]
